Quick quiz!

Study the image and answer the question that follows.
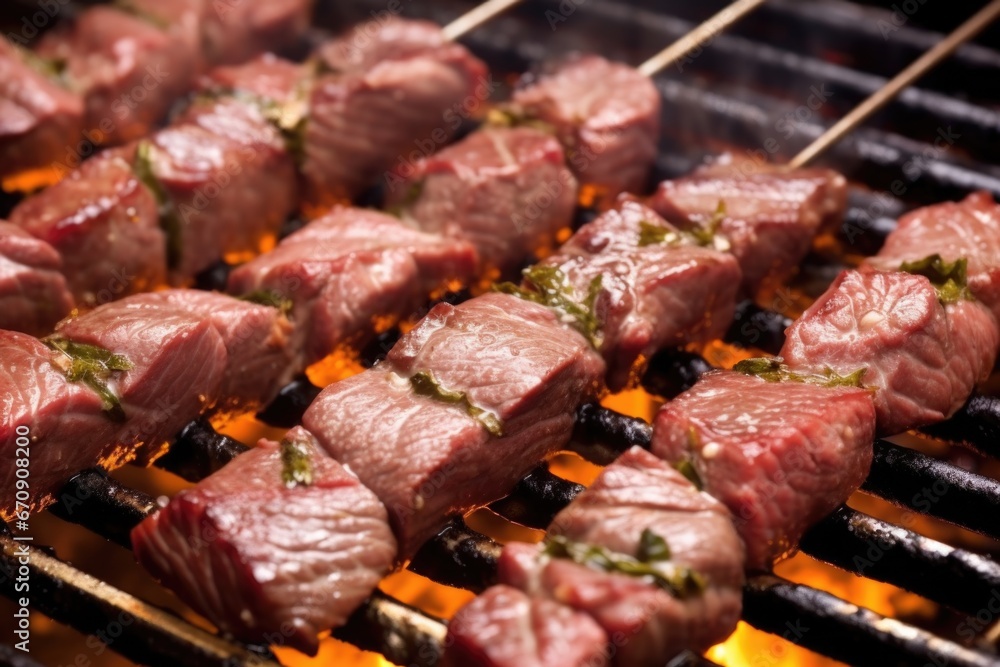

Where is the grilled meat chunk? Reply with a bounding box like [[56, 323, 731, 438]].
[[781, 268, 999, 435], [387, 126, 578, 274], [647, 158, 848, 294], [10, 152, 165, 306], [303, 17, 488, 204], [498, 447, 743, 665], [37, 6, 201, 146], [510, 54, 661, 199], [867, 191, 1000, 321], [303, 293, 605, 557], [1, 297, 228, 518], [0, 331, 122, 519], [228, 207, 477, 367], [443, 585, 610, 667], [0, 41, 84, 177], [0, 221, 74, 336], [139, 109, 297, 283], [122, 290, 294, 416], [652, 370, 877, 570], [536, 199, 740, 390], [132, 427, 396, 656]]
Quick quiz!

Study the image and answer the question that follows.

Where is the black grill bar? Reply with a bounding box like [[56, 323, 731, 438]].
[[0, 525, 280, 667], [47, 469, 157, 549], [743, 574, 999, 667], [331, 591, 447, 667], [922, 393, 1000, 459], [24, 412, 1000, 667], [801, 506, 1000, 616], [862, 439, 1000, 540]]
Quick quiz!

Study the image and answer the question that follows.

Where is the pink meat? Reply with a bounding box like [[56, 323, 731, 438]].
[[443, 585, 609, 667], [652, 371, 877, 570], [132, 426, 395, 656], [781, 268, 999, 434]]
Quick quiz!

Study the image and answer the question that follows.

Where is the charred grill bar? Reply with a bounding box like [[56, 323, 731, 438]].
[[4, 0, 1000, 666]]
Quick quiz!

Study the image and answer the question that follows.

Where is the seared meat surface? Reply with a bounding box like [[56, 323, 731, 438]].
[[500, 447, 744, 666], [648, 158, 848, 293], [781, 268, 998, 435], [227, 206, 477, 367], [132, 427, 396, 656], [0, 221, 74, 335], [652, 371, 876, 570], [303, 293, 605, 557], [443, 585, 609, 667], [510, 54, 661, 199], [387, 126, 578, 274], [537, 199, 740, 390]]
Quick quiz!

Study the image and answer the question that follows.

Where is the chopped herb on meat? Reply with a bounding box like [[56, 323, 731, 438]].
[[43, 336, 133, 422], [134, 141, 183, 269], [495, 265, 603, 348], [280, 434, 314, 487], [410, 370, 503, 436], [238, 290, 294, 315], [734, 357, 867, 388], [543, 534, 705, 599], [899, 254, 973, 304]]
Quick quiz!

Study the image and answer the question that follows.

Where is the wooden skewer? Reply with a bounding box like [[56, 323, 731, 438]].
[[637, 0, 767, 77], [789, 0, 1000, 168], [442, 0, 523, 41]]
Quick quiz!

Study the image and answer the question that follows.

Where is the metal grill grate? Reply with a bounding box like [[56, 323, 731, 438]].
[[4, 1, 1000, 665]]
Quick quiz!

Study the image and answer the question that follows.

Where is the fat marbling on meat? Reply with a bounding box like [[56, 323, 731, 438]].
[[132, 426, 396, 656]]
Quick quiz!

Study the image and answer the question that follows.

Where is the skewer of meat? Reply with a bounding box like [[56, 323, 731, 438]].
[[1, 13, 494, 317], [0, 0, 315, 179], [7, 5, 852, 656], [433, 12, 1000, 666], [124, 149, 846, 657]]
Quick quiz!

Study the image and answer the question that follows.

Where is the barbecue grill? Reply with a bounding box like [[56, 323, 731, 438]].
[[3, 1, 1000, 665]]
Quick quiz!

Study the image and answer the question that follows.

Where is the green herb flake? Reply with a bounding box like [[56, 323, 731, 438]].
[[638, 221, 683, 247], [674, 458, 703, 490], [637, 200, 729, 251], [134, 141, 183, 269], [238, 290, 294, 315], [43, 337, 133, 422], [495, 266, 603, 348], [733, 357, 867, 389], [899, 254, 974, 304], [387, 180, 425, 217], [280, 435, 314, 487], [410, 371, 503, 436], [485, 106, 557, 136], [688, 199, 728, 249], [542, 534, 705, 599], [637, 528, 671, 562]]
